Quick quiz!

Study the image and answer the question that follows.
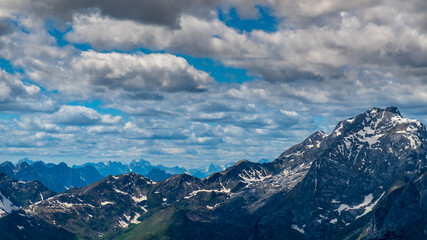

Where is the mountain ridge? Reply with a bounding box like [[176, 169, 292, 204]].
[[0, 161, 104, 192]]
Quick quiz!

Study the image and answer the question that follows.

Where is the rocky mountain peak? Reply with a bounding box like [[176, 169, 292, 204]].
[[384, 106, 401, 116], [15, 161, 31, 169], [0, 161, 13, 169], [330, 107, 424, 143], [257, 107, 427, 239]]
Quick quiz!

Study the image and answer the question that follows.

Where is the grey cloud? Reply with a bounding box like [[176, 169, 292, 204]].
[[0, 18, 13, 36], [120, 107, 174, 117], [194, 101, 256, 113], [225, 0, 379, 26], [123, 92, 164, 101], [125, 129, 188, 140], [4, 0, 220, 28]]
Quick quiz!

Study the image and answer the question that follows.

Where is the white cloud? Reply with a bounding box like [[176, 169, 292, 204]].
[[0, 70, 40, 102], [48, 105, 123, 127], [15, 117, 60, 132], [87, 125, 121, 134], [52, 105, 101, 126], [0, 69, 55, 113], [281, 110, 298, 117], [66, 13, 265, 58], [25, 50, 214, 99], [65, 4, 427, 85], [0, 81, 11, 101], [0, 124, 9, 131]]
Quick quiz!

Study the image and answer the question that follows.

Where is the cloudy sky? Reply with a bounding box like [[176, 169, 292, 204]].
[[0, 0, 427, 168]]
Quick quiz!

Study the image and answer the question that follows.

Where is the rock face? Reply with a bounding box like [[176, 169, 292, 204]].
[[0, 172, 54, 217], [252, 106, 427, 239], [332, 170, 427, 240], [26, 173, 155, 239], [0, 210, 77, 240], [1, 106, 426, 240]]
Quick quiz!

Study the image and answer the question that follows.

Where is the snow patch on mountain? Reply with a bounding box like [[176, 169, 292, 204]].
[[356, 192, 385, 219], [130, 213, 141, 224], [335, 192, 384, 218], [336, 194, 374, 215], [118, 220, 128, 228], [390, 115, 422, 127], [113, 188, 128, 195], [0, 191, 18, 216], [291, 224, 305, 234], [184, 186, 231, 199], [238, 168, 272, 184], [131, 195, 147, 203]]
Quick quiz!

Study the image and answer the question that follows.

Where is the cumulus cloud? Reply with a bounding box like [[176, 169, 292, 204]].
[[25, 51, 214, 99], [0, 70, 40, 102], [66, 13, 263, 57], [0, 69, 55, 112], [51, 105, 122, 126], [52, 105, 102, 126], [65, 2, 427, 84]]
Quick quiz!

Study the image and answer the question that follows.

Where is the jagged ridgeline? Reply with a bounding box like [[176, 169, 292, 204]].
[[0, 159, 226, 193], [0, 107, 426, 240]]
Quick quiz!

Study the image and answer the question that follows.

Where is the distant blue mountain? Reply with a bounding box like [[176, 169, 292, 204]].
[[0, 158, 236, 192], [77, 159, 229, 181], [79, 161, 132, 176], [0, 160, 104, 192], [257, 158, 270, 163]]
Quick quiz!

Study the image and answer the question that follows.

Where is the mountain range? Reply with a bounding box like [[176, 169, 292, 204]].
[[0, 160, 104, 192], [0, 158, 227, 193], [0, 106, 425, 239], [77, 159, 226, 180]]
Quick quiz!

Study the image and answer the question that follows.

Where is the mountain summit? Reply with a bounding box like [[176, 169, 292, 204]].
[[253, 106, 427, 239], [1, 107, 426, 240]]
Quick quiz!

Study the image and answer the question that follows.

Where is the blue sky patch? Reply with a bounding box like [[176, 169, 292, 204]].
[[179, 54, 255, 84], [0, 59, 15, 74], [218, 6, 280, 33]]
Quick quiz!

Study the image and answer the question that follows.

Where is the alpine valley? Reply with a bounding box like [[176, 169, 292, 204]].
[[1, 107, 426, 240]]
